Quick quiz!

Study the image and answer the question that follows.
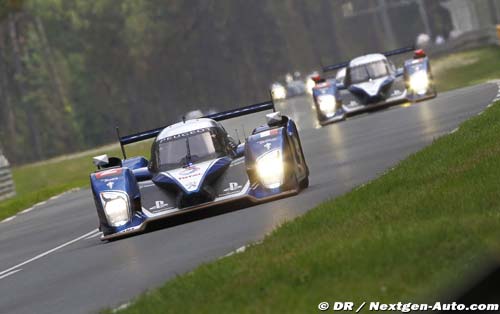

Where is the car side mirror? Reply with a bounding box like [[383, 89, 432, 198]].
[[266, 111, 284, 127], [235, 143, 245, 157], [93, 154, 122, 169], [93, 154, 109, 168]]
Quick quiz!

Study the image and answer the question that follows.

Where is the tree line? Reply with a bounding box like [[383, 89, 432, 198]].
[[0, 0, 451, 164]]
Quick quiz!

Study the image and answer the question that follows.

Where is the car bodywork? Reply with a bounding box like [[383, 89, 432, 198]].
[[311, 80, 346, 125], [90, 101, 309, 240], [403, 54, 437, 101], [320, 47, 436, 118]]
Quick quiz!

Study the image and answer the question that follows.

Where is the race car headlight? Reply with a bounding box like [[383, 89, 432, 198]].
[[100, 191, 130, 227], [409, 72, 430, 94], [306, 78, 315, 95], [272, 86, 287, 100], [256, 149, 284, 189], [317, 95, 337, 114]]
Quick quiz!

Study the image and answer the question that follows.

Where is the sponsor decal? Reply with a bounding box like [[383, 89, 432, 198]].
[[149, 200, 170, 211], [264, 142, 272, 150], [106, 181, 114, 189], [102, 177, 119, 182], [223, 182, 243, 193], [391, 89, 401, 96], [95, 168, 122, 179], [257, 137, 278, 145], [160, 128, 210, 143], [166, 160, 214, 192], [179, 165, 200, 176], [259, 129, 279, 139]]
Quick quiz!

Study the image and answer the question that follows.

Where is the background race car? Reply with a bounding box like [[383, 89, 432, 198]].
[[322, 47, 436, 116], [311, 76, 345, 125]]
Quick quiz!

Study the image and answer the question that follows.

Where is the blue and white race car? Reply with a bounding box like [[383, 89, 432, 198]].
[[321, 47, 436, 117], [311, 78, 345, 125], [90, 100, 309, 240]]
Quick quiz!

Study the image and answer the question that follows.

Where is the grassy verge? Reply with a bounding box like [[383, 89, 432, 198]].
[[106, 102, 500, 314], [432, 46, 500, 92], [0, 46, 498, 221], [0, 142, 150, 221]]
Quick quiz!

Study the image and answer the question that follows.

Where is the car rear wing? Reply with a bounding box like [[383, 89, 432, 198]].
[[322, 46, 415, 73], [116, 97, 276, 159]]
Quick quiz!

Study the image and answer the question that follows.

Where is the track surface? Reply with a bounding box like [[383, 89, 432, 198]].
[[0, 83, 497, 314]]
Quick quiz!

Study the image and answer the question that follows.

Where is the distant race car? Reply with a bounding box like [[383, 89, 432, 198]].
[[90, 100, 309, 240], [271, 82, 287, 100], [321, 47, 436, 117], [404, 49, 437, 101], [311, 76, 345, 125]]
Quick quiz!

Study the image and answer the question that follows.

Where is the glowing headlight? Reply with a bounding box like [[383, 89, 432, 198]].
[[317, 95, 337, 114], [256, 149, 284, 189], [272, 86, 287, 100], [306, 78, 315, 95], [100, 191, 130, 227], [409, 72, 430, 94]]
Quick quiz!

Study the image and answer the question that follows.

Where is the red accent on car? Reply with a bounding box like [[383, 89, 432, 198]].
[[95, 168, 123, 179], [414, 49, 426, 59], [311, 75, 322, 83]]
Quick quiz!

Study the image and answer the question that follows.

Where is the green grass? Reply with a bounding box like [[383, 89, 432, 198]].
[[0, 46, 499, 222], [432, 46, 500, 92], [0, 142, 151, 220], [106, 102, 500, 314]]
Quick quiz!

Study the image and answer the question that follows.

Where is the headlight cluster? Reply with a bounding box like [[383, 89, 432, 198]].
[[306, 78, 315, 95], [100, 191, 130, 227], [272, 86, 287, 100], [317, 94, 337, 116], [409, 72, 430, 95], [256, 149, 284, 189]]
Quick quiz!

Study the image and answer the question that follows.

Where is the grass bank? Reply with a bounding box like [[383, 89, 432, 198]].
[[107, 101, 500, 313], [0, 142, 150, 220], [432, 46, 500, 92], [0, 46, 499, 221]]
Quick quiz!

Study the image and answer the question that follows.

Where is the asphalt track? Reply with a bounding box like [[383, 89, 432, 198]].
[[0, 83, 497, 314]]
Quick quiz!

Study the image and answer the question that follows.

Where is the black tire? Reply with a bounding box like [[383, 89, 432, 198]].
[[100, 223, 113, 237], [300, 176, 309, 189]]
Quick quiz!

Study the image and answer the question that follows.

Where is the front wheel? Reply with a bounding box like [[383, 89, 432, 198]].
[[300, 176, 309, 189]]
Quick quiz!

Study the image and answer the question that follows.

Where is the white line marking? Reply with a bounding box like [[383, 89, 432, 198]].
[[34, 201, 47, 207], [20, 207, 34, 214], [0, 269, 22, 280], [488, 103, 494, 108], [1, 216, 16, 223], [449, 127, 459, 134], [112, 302, 131, 313], [235, 245, 246, 253], [85, 231, 103, 240], [478, 111, 484, 115], [0, 229, 98, 277]]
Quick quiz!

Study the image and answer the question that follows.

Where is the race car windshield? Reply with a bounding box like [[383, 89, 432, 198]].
[[349, 61, 389, 84], [155, 129, 225, 171]]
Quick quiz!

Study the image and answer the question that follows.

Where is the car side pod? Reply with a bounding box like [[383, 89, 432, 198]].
[[244, 113, 303, 195], [90, 166, 143, 236]]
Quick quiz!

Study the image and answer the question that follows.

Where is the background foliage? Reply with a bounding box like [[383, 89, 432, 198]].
[[0, 0, 457, 164]]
